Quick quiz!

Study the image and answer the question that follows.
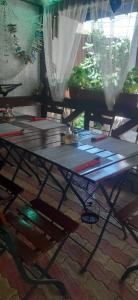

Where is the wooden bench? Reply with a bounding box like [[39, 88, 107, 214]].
[[0, 199, 79, 297]]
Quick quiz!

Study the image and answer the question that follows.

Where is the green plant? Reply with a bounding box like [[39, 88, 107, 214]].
[[68, 30, 138, 94], [73, 113, 84, 128], [80, 42, 103, 90], [68, 66, 89, 88], [123, 67, 138, 93]]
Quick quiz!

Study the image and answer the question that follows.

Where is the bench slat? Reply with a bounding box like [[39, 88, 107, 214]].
[[18, 206, 66, 242], [6, 211, 53, 252], [31, 199, 78, 233], [0, 174, 23, 194]]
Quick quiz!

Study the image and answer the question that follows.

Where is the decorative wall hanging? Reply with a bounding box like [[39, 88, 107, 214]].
[[0, 0, 42, 80], [12, 16, 43, 64], [0, 0, 14, 60]]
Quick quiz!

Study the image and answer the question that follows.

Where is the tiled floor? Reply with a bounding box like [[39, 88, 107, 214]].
[[0, 160, 138, 300]]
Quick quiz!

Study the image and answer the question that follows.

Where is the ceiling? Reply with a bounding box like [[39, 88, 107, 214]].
[[20, 0, 138, 13], [20, 0, 60, 6]]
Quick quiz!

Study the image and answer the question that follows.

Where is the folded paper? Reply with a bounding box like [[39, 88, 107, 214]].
[[0, 130, 24, 137], [91, 134, 107, 142], [31, 117, 48, 121], [73, 157, 100, 173]]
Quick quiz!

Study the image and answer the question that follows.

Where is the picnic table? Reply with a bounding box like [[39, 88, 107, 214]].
[[0, 115, 138, 272]]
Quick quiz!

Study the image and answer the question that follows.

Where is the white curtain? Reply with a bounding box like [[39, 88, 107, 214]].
[[43, 2, 88, 102], [88, 0, 138, 110]]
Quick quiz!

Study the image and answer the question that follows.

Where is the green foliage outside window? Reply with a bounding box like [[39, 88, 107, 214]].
[[68, 30, 138, 94], [70, 30, 138, 129], [123, 67, 138, 93], [73, 113, 84, 128]]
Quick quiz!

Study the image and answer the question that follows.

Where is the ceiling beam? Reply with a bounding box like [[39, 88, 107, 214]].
[[19, 0, 42, 7]]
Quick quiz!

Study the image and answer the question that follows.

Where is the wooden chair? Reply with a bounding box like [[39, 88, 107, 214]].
[[0, 174, 23, 212], [0, 198, 79, 298], [115, 198, 138, 281]]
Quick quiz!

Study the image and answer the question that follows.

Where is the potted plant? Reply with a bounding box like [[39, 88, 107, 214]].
[[68, 48, 104, 99]]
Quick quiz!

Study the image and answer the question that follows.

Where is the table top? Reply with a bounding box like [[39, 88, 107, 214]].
[[0, 116, 138, 183]]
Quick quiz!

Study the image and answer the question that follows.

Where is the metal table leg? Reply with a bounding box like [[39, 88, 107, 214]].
[[80, 173, 128, 273], [0, 141, 41, 185], [58, 167, 90, 211], [36, 163, 54, 199]]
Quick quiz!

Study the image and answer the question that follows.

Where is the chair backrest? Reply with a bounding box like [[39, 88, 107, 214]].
[[0, 216, 68, 297], [3, 200, 78, 261], [89, 113, 115, 134], [115, 198, 138, 230], [0, 174, 23, 195]]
